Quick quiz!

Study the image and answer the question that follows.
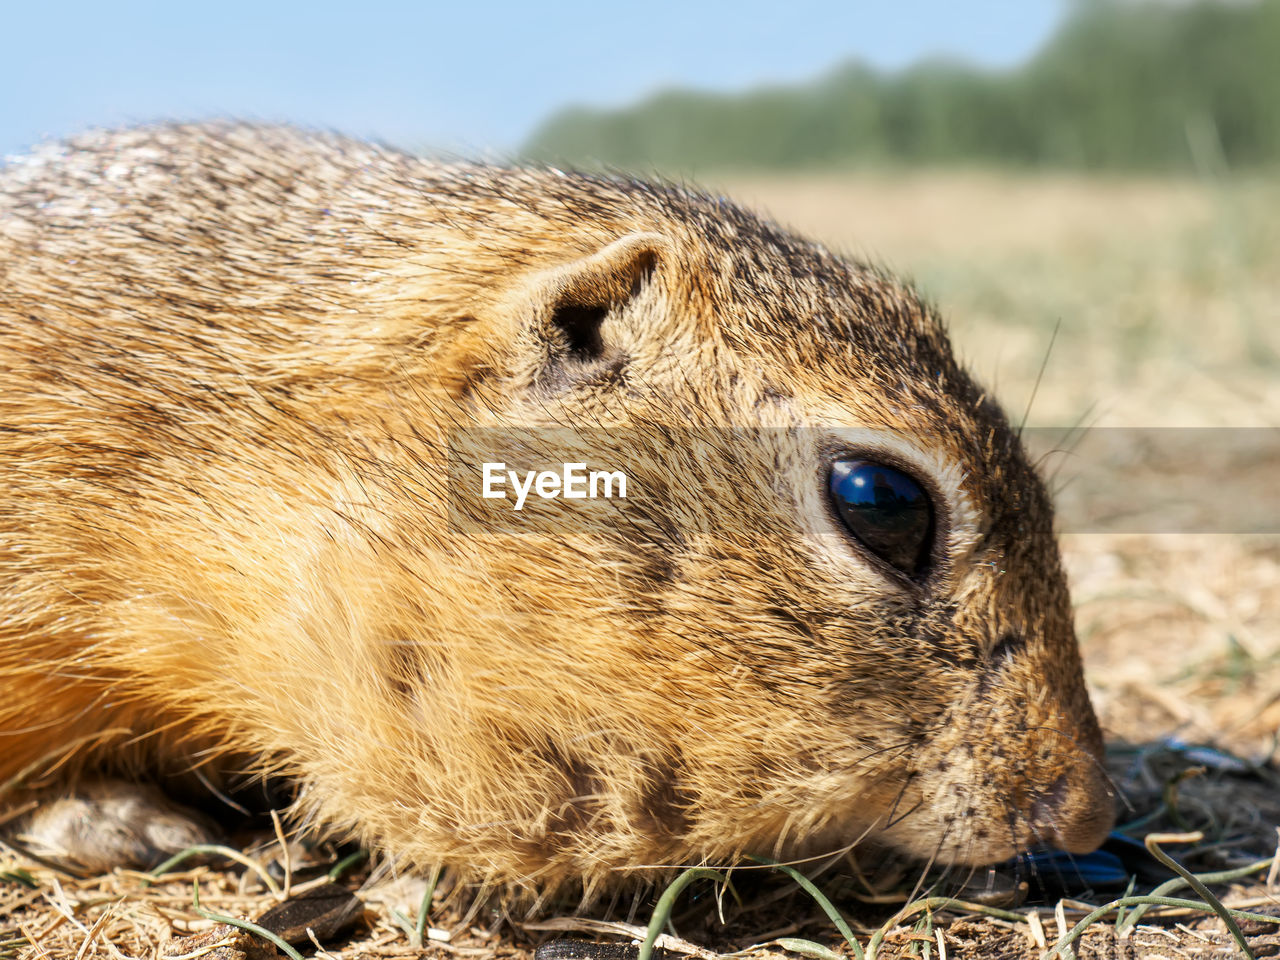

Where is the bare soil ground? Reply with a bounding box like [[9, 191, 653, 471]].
[[4, 169, 1278, 960]]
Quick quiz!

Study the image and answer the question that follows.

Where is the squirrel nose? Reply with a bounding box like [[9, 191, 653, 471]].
[[1030, 765, 1115, 854]]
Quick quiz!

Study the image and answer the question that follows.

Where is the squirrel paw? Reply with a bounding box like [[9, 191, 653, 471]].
[[10, 779, 218, 874]]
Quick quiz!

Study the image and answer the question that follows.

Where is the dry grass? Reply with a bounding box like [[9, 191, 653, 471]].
[[4, 168, 1279, 959]]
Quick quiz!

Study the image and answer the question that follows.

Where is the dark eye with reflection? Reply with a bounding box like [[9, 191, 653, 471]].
[[829, 459, 934, 578]]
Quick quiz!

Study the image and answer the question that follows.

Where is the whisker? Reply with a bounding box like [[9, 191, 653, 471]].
[[1025, 722, 1130, 812], [902, 822, 953, 905], [1018, 318, 1061, 438], [884, 767, 923, 829], [1035, 400, 1103, 487]]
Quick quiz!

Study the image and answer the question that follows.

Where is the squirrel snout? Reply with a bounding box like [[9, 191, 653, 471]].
[[1030, 764, 1116, 854]]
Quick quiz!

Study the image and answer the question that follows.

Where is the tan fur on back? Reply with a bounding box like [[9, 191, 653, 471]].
[[0, 124, 1111, 895]]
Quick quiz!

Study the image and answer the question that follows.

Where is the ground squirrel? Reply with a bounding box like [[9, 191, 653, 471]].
[[0, 124, 1113, 894]]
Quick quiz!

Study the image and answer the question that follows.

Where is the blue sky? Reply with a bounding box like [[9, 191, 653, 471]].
[[2, 1, 1066, 159]]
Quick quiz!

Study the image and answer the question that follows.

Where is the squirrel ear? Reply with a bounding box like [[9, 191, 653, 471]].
[[536, 231, 668, 368], [432, 232, 670, 401]]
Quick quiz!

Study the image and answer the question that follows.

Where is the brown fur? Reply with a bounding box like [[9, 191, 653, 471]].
[[0, 124, 1112, 894]]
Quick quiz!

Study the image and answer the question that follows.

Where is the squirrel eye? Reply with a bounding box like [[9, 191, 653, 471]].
[[829, 459, 934, 578]]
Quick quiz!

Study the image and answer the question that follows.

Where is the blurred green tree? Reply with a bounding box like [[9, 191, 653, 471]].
[[522, 0, 1280, 172]]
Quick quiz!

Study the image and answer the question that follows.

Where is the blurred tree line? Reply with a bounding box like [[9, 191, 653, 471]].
[[522, 0, 1280, 171]]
